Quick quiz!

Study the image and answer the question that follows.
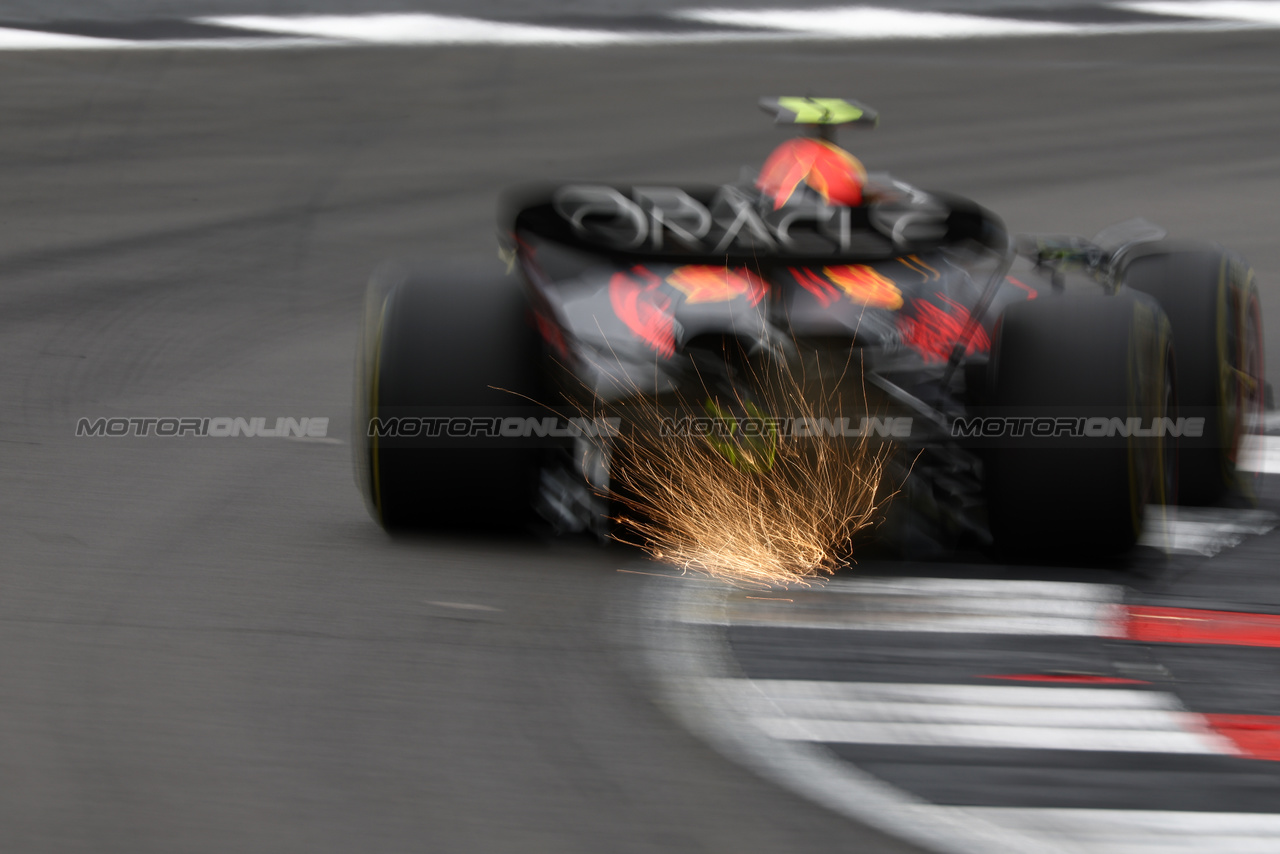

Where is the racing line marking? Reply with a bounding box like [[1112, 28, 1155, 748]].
[[645, 548, 1280, 854], [723, 677, 1280, 762], [958, 808, 1280, 853], [6, 3, 1280, 51], [1141, 504, 1278, 555], [1119, 605, 1280, 647], [717, 678, 1238, 755], [1241, 434, 1280, 475]]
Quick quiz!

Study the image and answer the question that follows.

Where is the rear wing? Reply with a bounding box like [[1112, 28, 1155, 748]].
[[501, 182, 1007, 264], [759, 97, 878, 141]]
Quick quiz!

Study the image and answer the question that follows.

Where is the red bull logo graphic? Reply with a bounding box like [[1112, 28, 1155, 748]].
[[790, 265, 903, 310], [609, 265, 772, 357], [756, 138, 867, 210], [791, 267, 841, 308], [609, 266, 676, 358], [897, 294, 991, 363], [666, 266, 768, 306], [823, 265, 904, 310]]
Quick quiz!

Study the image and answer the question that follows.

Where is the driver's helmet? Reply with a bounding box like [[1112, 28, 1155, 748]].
[[756, 138, 867, 210]]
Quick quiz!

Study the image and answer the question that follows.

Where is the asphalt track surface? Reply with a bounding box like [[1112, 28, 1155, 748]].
[[3, 26, 1280, 854]]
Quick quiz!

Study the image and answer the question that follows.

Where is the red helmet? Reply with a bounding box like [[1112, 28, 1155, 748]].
[[756, 138, 867, 210]]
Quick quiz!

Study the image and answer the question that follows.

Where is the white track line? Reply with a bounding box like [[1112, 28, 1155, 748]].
[[649, 575, 1280, 854], [820, 577, 1120, 600], [1121, 0, 1280, 25], [758, 717, 1227, 753], [718, 678, 1235, 754], [0, 28, 126, 49], [643, 578, 1081, 854], [0, 4, 1265, 53], [961, 807, 1280, 854], [0, 28, 322, 50], [207, 8, 1086, 45], [710, 607, 1119, 635], [684, 577, 1126, 634], [678, 6, 1075, 39], [1142, 506, 1278, 556], [718, 680, 1182, 708], [677, 2, 1268, 39], [1239, 434, 1280, 474], [202, 13, 630, 45], [688, 520, 1276, 628]]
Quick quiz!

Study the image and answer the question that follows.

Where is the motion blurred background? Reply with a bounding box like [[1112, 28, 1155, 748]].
[[2, 2, 1278, 852]]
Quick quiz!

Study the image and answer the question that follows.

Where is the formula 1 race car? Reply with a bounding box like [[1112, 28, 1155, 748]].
[[353, 97, 1264, 558]]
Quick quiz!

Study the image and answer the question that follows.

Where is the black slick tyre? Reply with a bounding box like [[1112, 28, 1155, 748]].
[[985, 292, 1174, 556], [353, 261, 551, 532], [1120, 243, 1264, 504]]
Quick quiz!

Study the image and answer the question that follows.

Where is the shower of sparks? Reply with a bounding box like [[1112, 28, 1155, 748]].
[[590, 343, 892, 587]]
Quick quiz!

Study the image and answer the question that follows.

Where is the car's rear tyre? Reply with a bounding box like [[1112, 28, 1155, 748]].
[[352, 261, 551, 532], [985, 292, 1173, 556], [1120, 243, 1264, 504]]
